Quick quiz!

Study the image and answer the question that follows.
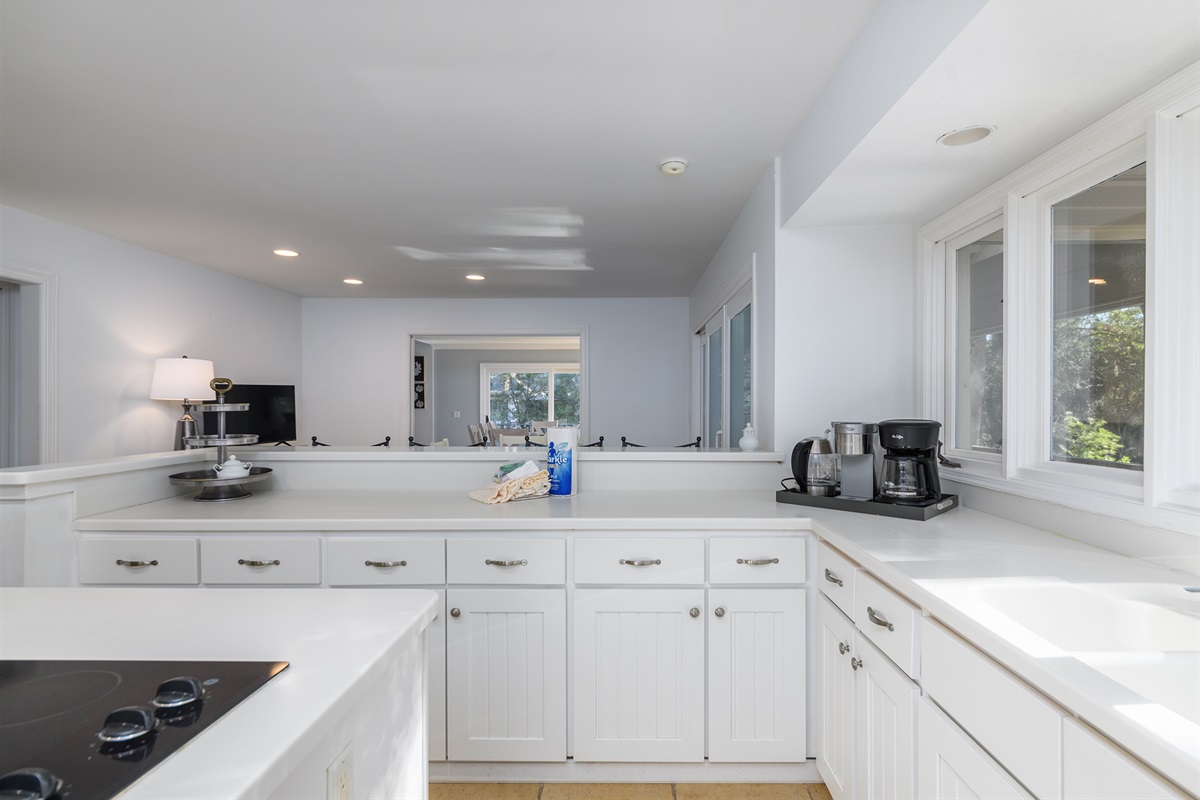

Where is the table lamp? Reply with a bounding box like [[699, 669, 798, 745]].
[[151, 356, 216, 450]]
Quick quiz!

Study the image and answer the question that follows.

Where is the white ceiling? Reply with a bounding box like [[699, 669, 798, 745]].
[[790, 0, 1200, 228], [0, 0, 878, 298]]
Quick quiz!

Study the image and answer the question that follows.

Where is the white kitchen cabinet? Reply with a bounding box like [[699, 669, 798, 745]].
[[708, 587, 805, 762], [573, 587, 706, 762], [78, 537, 199, 584], [199, 537, 320, 584], [855, 632, 917, 800], [817, 595, 857, 800], [918, 697, 1032, 800], [1062, 717, 1188, 800], [445, 587, 566, 761]]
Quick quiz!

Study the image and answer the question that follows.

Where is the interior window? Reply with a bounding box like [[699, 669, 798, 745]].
[[1050, 162, 1146, 469], [483, 365, 580, 428], [953, 226, 1004, 454], [700, 282, 752, 449]]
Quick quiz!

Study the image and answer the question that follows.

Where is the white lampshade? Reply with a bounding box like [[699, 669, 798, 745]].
[[150, 357, 216, 401]]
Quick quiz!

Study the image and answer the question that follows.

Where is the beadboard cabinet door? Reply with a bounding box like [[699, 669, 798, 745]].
[[708, 588, 805, 762], [817, 595, 858, 799], [573, 588, 705, 762], [445, 588, 566, 761], [917, 698, 1032, 800], [855, 635, 917, 800]]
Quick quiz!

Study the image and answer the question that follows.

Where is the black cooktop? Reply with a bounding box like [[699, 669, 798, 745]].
[[0, 660, 288, 800]]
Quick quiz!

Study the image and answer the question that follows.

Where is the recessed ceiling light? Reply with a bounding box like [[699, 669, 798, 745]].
[[659, 158, 688, 176], [1088, 278, 1107, 285], [937, 125, 996, 147], [465, 274, 486, 281], [343, 278, 363, 285], [273, 249, 300, 257]]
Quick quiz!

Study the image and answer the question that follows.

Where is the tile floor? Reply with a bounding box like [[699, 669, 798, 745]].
[[429, 783, 834, 800]]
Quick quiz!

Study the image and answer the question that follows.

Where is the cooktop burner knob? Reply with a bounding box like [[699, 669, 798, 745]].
[[0, 767, 63, 800], [152, 676, 203, 708], [97, 706, 157, 743]]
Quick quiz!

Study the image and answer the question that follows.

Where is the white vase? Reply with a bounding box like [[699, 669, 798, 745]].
[[738, 424, 759, 452]]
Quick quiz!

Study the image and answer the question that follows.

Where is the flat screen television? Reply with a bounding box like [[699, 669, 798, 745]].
[[214, 384, 297, 445]]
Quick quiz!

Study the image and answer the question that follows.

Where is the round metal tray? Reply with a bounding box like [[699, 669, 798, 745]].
[[169, 466, 273, 501], [183, 433, 260, 447], [196, 402, 250, 412]]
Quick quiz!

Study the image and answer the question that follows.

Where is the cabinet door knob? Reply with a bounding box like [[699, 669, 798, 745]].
[[450, 608, 461, 618], [714, 607, 726, 618], [838, 642, 849, 655], [115, 559, 158, 568], [737, 558, 779, 565], [238, 559, 280, 567], [851, 656, 863, 671], [866, 606, 895, 631], [689, 607, 700, 618], [824, 568, 844, 587]]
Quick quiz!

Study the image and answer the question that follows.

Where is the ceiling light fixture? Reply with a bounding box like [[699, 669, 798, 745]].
[[659, 158, 688, 176], [465, 274, 486, 281], [1088, 278, 1108, 285], [273, 249, 300, 257], [937, 125, 995, 147], [343, 278, 363, 285]]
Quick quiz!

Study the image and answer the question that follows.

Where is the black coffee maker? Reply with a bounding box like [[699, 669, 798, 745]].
[[876, 419, 942, 505]]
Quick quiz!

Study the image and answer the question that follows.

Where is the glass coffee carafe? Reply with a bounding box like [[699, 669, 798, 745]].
[[879, 456, 929, 500]]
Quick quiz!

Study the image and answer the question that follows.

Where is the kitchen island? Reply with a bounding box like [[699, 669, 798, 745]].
[[0, 587, 438, 800]]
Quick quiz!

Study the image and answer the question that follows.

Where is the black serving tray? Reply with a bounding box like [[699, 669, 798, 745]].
[[775, 489, 958, 521]]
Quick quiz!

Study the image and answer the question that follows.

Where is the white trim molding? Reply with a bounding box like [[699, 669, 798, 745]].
[[0, 260, 59, 465]]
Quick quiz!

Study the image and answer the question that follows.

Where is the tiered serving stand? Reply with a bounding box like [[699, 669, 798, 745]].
[[169, 378, 273, 501]]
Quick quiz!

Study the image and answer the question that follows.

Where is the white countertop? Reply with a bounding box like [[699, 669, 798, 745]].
[[0, 587, 438, 799], [76, 489, 813, 531], [74, 489, 1200, 793]]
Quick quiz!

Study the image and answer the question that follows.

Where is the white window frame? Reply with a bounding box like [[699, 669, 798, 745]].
[[698, 279, 753, 450], [919, 64, 1199, 535], [479, 362, 582, 429]]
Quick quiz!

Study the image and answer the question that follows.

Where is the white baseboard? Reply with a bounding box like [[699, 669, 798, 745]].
[[429, 760, 819, 784]]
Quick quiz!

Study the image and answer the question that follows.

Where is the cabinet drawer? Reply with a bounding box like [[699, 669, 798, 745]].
[[327, 539, 445, 585], [1063, 718, 1186, 800], [854, 569, 919, 678], [79, 538, 198, 584], [922, 618, 1063, 800], [447, 538, 565, 585], [709, 537, 805, 584], [200, 538, 321, 584], [574, 537, 704, 585], [817, 543, 856, 617]]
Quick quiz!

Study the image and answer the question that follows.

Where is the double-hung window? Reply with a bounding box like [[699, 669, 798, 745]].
[[480, 363, 580, 428]]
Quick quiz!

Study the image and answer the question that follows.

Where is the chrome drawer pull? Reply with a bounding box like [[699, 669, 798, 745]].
[[737, 558, 779, 565], [238, 559, 281, 567], [851, 656, 863, 671], [485, 559, 528, 567], [824, 568, 844, 587], [618, 559, 661, 567], [866, 606, 895, 631], [365, 560, 407, 568], [115, 559, 158, 568]]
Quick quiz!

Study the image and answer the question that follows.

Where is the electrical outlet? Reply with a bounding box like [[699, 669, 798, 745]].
[[326, 742, 353, 800]]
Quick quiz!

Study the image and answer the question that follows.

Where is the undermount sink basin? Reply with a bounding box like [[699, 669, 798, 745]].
[[974, 582, 1200, 653]]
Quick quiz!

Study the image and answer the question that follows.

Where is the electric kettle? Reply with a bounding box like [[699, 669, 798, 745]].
[[790, 436, 834, 494]]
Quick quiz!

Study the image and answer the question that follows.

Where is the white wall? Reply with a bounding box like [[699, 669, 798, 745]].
[[688, 165, 778, 450], [301, 298, 690, 447], [773, 224, 916, 452], [0, 205, 302, 462]]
